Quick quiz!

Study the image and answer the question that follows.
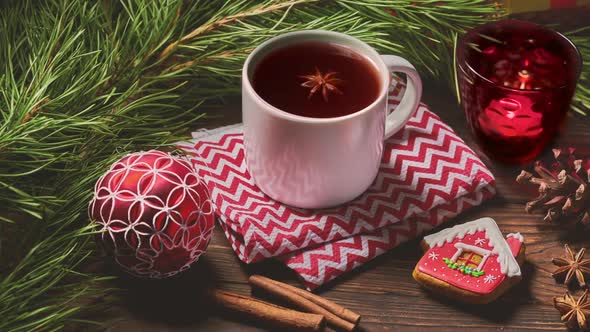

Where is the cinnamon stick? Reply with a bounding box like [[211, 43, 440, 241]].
[[211, 289, 325, 332], [266, 277, 360, 325], [249, 275, 360, 331]]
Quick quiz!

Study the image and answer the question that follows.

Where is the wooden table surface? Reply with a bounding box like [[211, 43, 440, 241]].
[[103, 10, 590, 332]]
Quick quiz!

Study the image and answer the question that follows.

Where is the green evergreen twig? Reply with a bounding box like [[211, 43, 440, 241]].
[[567, 26, 590, 116]]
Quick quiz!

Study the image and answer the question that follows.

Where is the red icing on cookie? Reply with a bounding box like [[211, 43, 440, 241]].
[[417, 230, 506, 294]]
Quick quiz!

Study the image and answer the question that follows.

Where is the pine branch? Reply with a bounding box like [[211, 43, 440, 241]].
[[566, 27, 590, 116], [159, 0, 315, 59]]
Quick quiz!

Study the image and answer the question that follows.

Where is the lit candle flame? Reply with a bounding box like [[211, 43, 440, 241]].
[[518, 70, 530, 90]]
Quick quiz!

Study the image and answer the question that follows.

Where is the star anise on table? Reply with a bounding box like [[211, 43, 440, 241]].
[[554, 290, 590, 329], [516, 147, 590, 226], [299, 67, 343, 102], [552, 244, 590, 288]]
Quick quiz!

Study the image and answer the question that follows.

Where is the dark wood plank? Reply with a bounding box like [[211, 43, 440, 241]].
[[101, 9, 590, 332]]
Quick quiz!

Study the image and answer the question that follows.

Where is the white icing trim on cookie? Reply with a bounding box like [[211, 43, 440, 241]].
[[423, 217, 522, 277], [506, 232, 524, 242]]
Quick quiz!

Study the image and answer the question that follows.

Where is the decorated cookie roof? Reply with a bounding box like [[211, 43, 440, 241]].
[[423, 218, 522, 277]]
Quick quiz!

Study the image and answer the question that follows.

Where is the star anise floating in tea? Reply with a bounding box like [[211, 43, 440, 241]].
[[299, 67, 343, 102], [554, 290, 590, 329], [516, 147, 590, 227], [552, 244, 590, 288]]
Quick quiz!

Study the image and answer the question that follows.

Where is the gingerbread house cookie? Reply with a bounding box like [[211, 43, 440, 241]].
[[412, 217, 525, 304]]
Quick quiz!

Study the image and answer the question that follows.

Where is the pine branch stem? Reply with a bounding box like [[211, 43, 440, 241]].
[[158, 0, 314, 60], [168, 48, 255, 72], [21, 98, 51, 124]]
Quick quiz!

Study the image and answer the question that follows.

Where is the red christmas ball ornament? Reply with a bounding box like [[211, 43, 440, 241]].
[[89, 150, 214, 278]]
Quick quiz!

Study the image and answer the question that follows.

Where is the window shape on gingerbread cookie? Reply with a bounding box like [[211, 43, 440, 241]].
[[450, 243, 491, 271]]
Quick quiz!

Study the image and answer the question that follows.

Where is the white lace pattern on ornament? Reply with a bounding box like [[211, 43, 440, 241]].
[[89, 150, 214, 278]]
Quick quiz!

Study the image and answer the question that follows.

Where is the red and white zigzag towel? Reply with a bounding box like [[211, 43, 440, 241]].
[[178, 81, 496, 290]]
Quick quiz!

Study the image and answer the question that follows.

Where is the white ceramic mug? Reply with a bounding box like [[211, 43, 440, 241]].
[[242, 30, 422, 209]]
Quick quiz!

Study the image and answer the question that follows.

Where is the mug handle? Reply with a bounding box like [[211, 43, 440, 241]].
[[380, 55, 423, 139]]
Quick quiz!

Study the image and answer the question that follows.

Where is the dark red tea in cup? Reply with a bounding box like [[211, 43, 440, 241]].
[[252, 42, 381, 118]]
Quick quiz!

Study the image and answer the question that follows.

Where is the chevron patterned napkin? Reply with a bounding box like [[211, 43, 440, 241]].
[[177, 80, 496, 290]]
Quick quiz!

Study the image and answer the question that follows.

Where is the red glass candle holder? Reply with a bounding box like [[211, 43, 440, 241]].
[[457, 19, 582, 164]]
